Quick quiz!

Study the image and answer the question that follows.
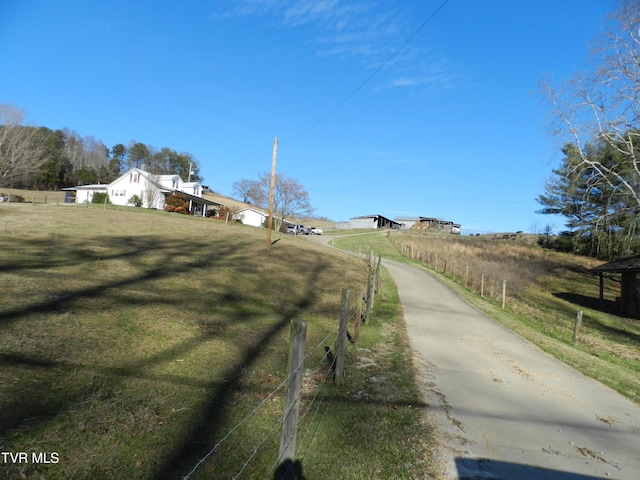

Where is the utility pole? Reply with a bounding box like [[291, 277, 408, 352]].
[[266, 137, 278, 245]]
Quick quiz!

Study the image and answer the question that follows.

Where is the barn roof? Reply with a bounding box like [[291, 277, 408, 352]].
[[590, 255, 640, 273]]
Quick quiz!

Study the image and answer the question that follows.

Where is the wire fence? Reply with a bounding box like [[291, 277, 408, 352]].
[[181, 251, 382, 480], [0, 190, 72, 204], [396, 239, 511, 309]]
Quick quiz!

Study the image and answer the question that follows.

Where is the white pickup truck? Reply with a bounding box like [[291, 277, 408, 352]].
[[309, 227, 323, 235]]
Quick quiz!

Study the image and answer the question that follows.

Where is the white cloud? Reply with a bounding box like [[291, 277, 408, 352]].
[[282, 0, 342, 26], [212, 1, 462, 96]]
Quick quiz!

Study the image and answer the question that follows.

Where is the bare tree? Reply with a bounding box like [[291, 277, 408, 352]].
[[60, 128, 85, 171], [256, 172, 314, 229], [541, 1, 640, 210], [0, 104, 51, 187], [232, 178, 264, 204], [82, 136, 109, 170], [143, 173, 163, 209]]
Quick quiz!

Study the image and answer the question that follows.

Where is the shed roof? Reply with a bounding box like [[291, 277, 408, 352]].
[[590, 255, 640, 273], [234, 207, 268, 218]]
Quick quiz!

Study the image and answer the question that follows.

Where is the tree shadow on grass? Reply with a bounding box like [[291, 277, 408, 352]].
[[0, 234, 337, 479], [554, 292, 619, 316], [0, 236, 257, 434], [0, 236, 338, 479], [553, 292, 640, 343], [158, 262, 328, 480]]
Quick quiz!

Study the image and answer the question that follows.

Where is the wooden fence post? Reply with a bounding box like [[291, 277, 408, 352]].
[[354, 292, 363, 344], [374, 255, 382, 294], [364, 272, 374, 324], [573, 311, 583, 345], [278, 319, 307, 464], [335, 289, 350, 384], [598, 272, 604, 303], [480, 273, 485, 297], [501, 280, 506, 309], [465, 265, 469, 288]]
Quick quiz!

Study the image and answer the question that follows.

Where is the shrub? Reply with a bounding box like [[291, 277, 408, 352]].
[[164, 193, 190, 214], [207, 205, 232, 220], [128, 194, 142, 207], [91, 192, 111, 204]]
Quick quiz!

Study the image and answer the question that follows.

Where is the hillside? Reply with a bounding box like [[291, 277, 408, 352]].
[[0, 204, 438, 479], [390, 231, 640, 404]]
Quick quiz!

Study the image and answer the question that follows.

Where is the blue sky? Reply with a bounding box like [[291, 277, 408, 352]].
[[0, 0, 617, 233]]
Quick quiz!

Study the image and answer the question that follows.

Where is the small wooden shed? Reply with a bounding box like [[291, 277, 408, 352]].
[[591, 255, 640, 318]]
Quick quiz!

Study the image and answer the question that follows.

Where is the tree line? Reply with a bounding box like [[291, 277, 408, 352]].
[[538, 1, 640, 260], [0, 104, 202, 190]]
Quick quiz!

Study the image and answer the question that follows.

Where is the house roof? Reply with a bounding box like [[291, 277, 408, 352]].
[[235, 207, 268, 217], [64, 184, 107, 190], [170, 190, 220, 206], [349, 214, 403, 228], [591, 255, 640, 273], [350, 214, 393, 220]]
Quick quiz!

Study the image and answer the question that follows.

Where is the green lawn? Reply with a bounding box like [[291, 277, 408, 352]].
[[0, 205, 438, 479]]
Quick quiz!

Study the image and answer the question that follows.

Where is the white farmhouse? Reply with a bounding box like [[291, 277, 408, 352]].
[[69, 168, 219, 216]]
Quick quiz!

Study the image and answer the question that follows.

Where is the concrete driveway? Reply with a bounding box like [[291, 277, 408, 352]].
[[382, 257, 640, 480]]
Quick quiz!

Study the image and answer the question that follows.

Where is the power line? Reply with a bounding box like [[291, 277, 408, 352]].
[[282, 0, 451, 143], [315, 188, 538, 206], [204, 2, 451, 190]]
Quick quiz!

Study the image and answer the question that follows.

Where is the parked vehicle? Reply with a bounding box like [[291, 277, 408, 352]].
[[286, 224, 305, 234], [310, 227, 323, 235]]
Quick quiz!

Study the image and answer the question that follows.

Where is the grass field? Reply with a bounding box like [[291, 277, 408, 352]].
[[0, 204, 438, 479], [336, 231, 640, 406]]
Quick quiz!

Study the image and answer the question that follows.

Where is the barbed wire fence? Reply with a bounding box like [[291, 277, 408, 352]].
[[181, 251, 382, 480]]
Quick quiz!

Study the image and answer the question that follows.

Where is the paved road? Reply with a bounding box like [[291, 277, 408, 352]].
[[382, 258, 640, 480]]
